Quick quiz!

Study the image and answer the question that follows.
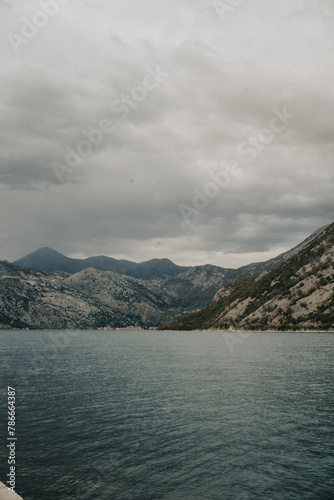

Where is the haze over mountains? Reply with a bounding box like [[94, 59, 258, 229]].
[[0, 224, 332, 330]]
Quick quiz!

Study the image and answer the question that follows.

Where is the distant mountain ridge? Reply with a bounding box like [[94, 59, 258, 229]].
[[13, 247, 189, 279]]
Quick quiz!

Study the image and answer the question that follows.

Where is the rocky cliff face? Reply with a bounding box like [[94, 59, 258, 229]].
[[163, 223, 334, 331], [160, 265, 237, 310], [235, 224, 329, 278], [0, 261, 150, 329], [64, 268, 175, 326], [0, 257, 186, 329]]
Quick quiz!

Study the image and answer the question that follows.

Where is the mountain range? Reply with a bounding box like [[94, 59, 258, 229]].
[[12, 248, 188, 280], [12, 225, 327, 280], [0, 224, 331, 329]]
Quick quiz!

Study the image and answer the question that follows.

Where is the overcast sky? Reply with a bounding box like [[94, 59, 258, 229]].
[[0, 0, 333, 268]]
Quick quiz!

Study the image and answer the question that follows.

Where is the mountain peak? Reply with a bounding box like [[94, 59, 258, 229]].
[[34, 247, 64, 255]]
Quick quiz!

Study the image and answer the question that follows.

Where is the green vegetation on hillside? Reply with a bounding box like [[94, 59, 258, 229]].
[[161, 223, 334, 331]]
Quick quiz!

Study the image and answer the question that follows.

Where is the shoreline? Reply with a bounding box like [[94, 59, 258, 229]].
[[0, 327, 333, 333]]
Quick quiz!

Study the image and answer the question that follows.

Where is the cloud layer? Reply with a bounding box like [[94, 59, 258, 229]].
[[1, 0, 333, 266]]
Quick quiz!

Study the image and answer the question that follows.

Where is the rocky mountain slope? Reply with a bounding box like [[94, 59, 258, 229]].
[[158, 226, 329, 310], [160, 265, 237, 310], [0, 261, 118, 329], [64, 268, 175, 326], [236, 224, 329, 278], [162, 223, 334, 331], [0, 261, 176, 329]]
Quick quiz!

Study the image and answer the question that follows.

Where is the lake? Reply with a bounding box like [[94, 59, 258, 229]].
[[0, 330, 333, 499]]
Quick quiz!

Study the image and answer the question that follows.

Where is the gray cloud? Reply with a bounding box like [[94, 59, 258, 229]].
[[0, 0, 333, 266]]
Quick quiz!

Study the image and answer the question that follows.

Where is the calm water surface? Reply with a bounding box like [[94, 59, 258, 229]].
[[0, 330, 333, 499]]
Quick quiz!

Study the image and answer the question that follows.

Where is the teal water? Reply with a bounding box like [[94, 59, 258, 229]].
[[0, 330, 333, 499]]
